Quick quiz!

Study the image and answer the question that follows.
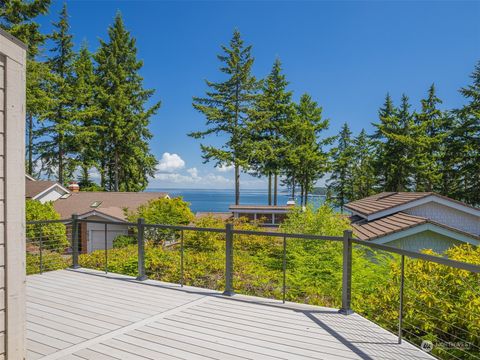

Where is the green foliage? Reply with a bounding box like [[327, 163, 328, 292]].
[[127, 197, 194, 244], [26, 200, 68, 250], [190, 30, 259, 204], [94, 12, 160, 191], [113, 235, 136, 249]]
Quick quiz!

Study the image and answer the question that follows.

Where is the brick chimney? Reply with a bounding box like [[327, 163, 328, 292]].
[[68, 181, 80, 193]]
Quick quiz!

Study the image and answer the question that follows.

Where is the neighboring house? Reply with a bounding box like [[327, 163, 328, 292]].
[[346, 192, 480, 253], [25, 175, 70, 203], [53, 190, 169, 253], [229, 205, 293, 226], [25, 175, 169, 253]]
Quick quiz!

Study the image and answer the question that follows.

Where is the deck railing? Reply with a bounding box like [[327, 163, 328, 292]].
[[26, 215, 480, 359]]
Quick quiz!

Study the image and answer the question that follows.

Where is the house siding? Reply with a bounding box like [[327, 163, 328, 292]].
[[0, 29, 27, 360], [385, 230, 464, 254], [404, 202, 480, 236]]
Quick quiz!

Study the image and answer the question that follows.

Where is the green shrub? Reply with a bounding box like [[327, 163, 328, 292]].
[[26, 200, 69, 252], [113, 235, 136, 248]]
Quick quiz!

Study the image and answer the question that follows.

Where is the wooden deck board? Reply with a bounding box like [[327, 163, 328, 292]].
[[27, 269, 434, 360]]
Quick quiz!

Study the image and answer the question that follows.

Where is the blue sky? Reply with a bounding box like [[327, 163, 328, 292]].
[[38, 1, 480, 189]]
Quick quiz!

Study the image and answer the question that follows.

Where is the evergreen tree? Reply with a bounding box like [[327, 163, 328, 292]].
[[328, 123, 354, 211], [71, 42, 100, 188], [0, 0, 50, 56], [35, 3, 75, 184], [190, 30, 258, 204], [248, 58, 292, 205], [1, 0, 52, 175], [95, 12, 160, 191], [351, 129, 376, 200], [372, 94, 413, 192], [284, 94, 329, 206], [453, 61, 480, 205], [412, 84, 445, 192]]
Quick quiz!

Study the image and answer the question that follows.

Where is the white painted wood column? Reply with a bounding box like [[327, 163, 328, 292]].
[[0, 29, 27, 360]]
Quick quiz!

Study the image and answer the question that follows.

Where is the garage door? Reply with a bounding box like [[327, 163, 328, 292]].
[[89, 230, 128, 252]]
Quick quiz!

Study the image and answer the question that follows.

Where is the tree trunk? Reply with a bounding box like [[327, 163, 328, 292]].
[[304, 181, 308, 206], [300, 183, 304, 206], [235, 164, 240, 205], [274, 173, 278, 206], [291, 178, 295, 199], [27, 114, 33, 175], [114, 150, 119, 191], [58, 136, 64, 185], [268, 173, 272, 205]]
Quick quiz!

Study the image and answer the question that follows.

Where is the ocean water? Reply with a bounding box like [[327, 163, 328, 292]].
[[146, 188, 325, 213]]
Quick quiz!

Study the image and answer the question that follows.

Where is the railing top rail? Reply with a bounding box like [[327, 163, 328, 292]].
[[352, 239, 480, 273], [232, 229, 343, 241], [25, 217, 480, 273]]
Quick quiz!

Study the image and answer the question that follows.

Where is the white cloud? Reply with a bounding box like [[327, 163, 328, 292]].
[[187, 167, 200, 179], [217, 164, 234, 172], [156, 152, 185, 173]]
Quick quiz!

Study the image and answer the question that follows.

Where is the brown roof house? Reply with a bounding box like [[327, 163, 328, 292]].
[[25, 174, 70, 203], [347, 192, 480, 253], [55, 189, 169, 253], [26, 175, 169, 253]]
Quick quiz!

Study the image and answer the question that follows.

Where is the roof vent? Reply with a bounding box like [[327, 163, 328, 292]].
[[90, 201, 102, 208]]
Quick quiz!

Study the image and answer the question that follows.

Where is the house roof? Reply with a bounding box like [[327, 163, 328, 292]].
[[345, 192, 432, 216], [345, 192, 480, 220], [53, 191, 169, 221], [229, 205, 292, 211], [25, 180, 69, 200], [351, 212, 480, 242], [195, 212, 233, 221]]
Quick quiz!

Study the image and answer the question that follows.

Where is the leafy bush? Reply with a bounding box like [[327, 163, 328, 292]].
[[26, 200, 69, 252], [113, 235, 136, 248], [127, 197, 195, 244]]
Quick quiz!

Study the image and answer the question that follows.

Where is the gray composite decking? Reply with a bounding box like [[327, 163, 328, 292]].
[[26, 269, 434, 360]]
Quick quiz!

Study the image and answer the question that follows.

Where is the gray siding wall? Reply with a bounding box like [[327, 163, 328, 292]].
[[387, 230, 463, 254], [0, 29, 26, 360], [404, 202, 480, 236]]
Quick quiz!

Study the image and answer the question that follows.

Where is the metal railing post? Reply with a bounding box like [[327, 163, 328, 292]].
[[282, 236, 287, 304], [223, 223, 234, 296], [39, 234, 43, 274], [180, 230, 184, 287], [71, 214, 80, 269], [398, 255, 405, 344], [104, 223, 108, 274], [136, 218, 147, 281], [339, 230, 354, 315]]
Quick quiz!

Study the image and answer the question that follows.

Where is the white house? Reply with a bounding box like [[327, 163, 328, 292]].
[[346, 192, 480, 253]]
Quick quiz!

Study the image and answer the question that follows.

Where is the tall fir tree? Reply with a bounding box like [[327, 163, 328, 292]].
[[190, 30, 258, 204], [35, 3, 75, 184], [71, 42, 100, 188], [372, 94, 413, 192], [328, 123, 354, 211], [412, 84, 445, 192], [351, 129, 376, 199], [1, 0, 52, 175], [453, 61, 480, 205], [95, 12, 160, 191], [284, 94, 329, 206], [248, 58, 292, 205]]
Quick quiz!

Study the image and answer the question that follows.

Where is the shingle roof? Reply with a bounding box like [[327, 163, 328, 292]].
[[345, 192, 434, 216], [53, 191, 169, 221], [351, 212, 480, 241], [25, 180, 61, 199]]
